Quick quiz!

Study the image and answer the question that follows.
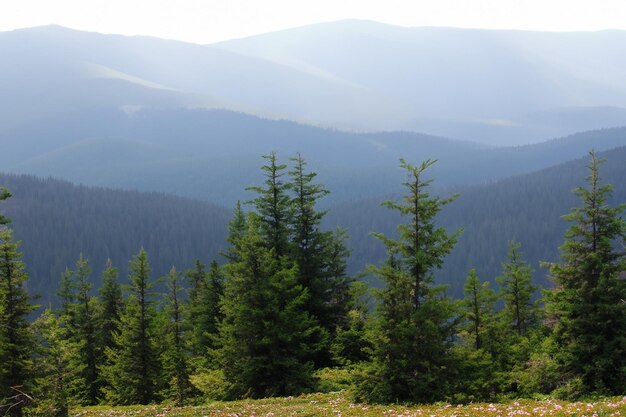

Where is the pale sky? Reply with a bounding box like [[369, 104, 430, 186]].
[[1, 0, 625, 44]]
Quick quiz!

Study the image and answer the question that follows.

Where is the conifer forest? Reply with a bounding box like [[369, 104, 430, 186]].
[[1, 150, 625, 417]]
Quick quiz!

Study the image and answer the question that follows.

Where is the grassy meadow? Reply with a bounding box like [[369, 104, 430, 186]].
[[74, 392, 626, 417]]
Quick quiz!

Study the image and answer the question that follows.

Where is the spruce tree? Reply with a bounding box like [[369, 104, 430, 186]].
[[462, 269, 496, 350], [246, 152, 291, 258], [103, 248, 160, 404], [545, 150, 626, 396], [56, 268, 75, 319], [97, 259, 123, 365], [30, 309, 73, 417], [218, 213, 317, 398], [223, 202, 247, 262], [359, 159, 460, 403], [0, 228, 36, 417], [456, 269, 502, 400], [161, 267, 196, 404], [496, 241, 537, 336], [70, 255, 100, 405], [289, 155, 352, 335]]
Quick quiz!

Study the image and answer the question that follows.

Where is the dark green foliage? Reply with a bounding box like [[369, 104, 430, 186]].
[[327, 146, 626, 297], [218, 214, 317, 398], [103, 249, 161, 405], [330, 281, 372, 365], [462, 269, 497, 350], [56, 268, 75, 318], [223, 202, 247, 263], [70, 255, 100, 405], [0, 174, 230, 306], [30, 309, 72, 417], [0, 187, 10, 225], [496, 242, 538, 336], [0, 228, 36, 417], [96, 259, 123, 364], [288, 155, 353, 365], [359, 159, 461, 403], [246, 152, 291, 259], [161, 267, 196, 404], [545, 151, 626, 396], [185, 260, 224, 361]]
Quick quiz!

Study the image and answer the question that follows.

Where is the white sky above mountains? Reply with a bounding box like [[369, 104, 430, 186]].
[[1, 0, 625, 44]]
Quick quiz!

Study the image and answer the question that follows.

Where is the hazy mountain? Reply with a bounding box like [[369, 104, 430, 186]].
[[2, 22, 626, 146], [0, 24, 404, 136], [216, 20, 626, 143], [3, 105, 624, 207]]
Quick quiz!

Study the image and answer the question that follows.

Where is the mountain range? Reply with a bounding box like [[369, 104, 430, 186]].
[[2, 21, 626, 147]]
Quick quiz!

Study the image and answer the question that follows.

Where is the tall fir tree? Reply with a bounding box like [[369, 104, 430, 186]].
[[288, 154, 352, 364], [161, 267, 196, 404], [218, 213, 317, 398], [545, 150, 626, 396], [70, 255, 100, 405], [96, 259, 123, 369], [462, 269, 497, 350], [246, 152, 291, 259], [30, 309, 73, 417], [56, 268, 75, 319], [496, 241, 537, 337], [223, 202, 247, 262], [359, 159, 461, 403], [0, 228, 36, 417], [103, 248, 161, 405]]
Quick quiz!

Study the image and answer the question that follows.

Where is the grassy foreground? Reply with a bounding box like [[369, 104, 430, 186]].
[[73, 392, 626, 417]]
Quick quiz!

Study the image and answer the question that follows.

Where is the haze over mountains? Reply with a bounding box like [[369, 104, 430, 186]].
[[1, 20, 626, 149]]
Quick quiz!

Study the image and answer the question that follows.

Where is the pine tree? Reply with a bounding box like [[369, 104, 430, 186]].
[[103, 249, 161, 404], [223, 202, 247, 262], [289, 156, 352, 330], [545, 150, 626, 396], [246, 152, 291, 258], [462, 269, 496, 350], [0, 228, 36, 417], [455, 270, 502, 401], [359, 159, 460, 403], [97, 259, 123, 365], [218, 213, 317, 398], [496, 241, 537, 336], [30, 309, 73, 417], [56, 268, 75, 319], [69, 255, 100, 405], [161, 267, 196, 404]]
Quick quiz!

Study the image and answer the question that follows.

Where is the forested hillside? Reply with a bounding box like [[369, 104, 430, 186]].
[[3, 106, 625, 206], [2, 146, 625, 303], [326, 146, 626, 295], [0, 174, 230, 302]]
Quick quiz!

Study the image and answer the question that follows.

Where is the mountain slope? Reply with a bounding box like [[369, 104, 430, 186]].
[[3, 23, 626, 144], [0, 174, 231, 304], [325, 146, 626, 296], [5, 107, 625, 206], [216, 20, 626, 143]]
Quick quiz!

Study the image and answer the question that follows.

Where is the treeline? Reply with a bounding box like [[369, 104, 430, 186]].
[[0, 174, 231, 302], [331, 146, 626, 295], [1, 151, 625, 416]]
